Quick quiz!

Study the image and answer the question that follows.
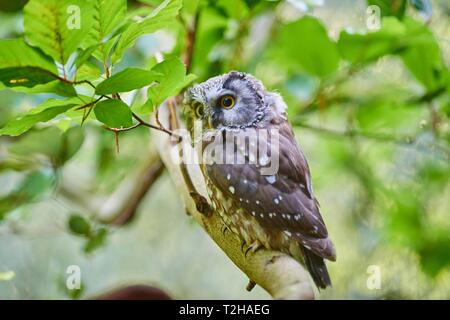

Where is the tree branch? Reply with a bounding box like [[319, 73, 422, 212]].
[[152, 104, 315, 300]]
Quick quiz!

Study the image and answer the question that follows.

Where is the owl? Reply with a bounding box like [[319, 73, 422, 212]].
[[184, 71, 336, 289]]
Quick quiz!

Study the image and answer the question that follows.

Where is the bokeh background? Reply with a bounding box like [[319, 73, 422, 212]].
[[0, 0, 449, 299]]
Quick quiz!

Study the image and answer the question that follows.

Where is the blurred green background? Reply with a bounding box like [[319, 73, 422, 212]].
[[0, 0, 449, 299]]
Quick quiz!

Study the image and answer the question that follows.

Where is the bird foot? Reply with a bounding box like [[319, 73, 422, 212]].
[[221, 223, 231, 236], [244, 242, 263, 258]]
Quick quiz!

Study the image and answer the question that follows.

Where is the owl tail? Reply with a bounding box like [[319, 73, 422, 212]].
[[301, 248, 332, 289]]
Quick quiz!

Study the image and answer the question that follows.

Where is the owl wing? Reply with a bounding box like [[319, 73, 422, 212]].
[[205, 123, 336, 261]]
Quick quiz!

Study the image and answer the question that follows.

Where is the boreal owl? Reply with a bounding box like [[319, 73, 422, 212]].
[[184, 71, 336, 289]]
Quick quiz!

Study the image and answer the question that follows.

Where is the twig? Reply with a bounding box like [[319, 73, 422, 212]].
[[184, 10, 200, 73], [132, 112, 181, 140]]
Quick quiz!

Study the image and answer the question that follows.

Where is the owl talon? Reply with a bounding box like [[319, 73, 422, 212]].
[[245, 242, 263, 258], [221, 224, 231, 236], [240, 240, 247, 253]]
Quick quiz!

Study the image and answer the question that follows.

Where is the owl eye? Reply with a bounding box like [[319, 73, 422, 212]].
[[194, 103, 203, 118], [220, 95, 235, 109]]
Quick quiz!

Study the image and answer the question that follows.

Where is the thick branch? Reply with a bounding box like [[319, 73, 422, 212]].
[[152, 105, 315, 300]]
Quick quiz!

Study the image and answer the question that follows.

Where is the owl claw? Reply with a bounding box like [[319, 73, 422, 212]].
[[221, 224, 231, 236], [245, 242, 263, 258], [240, 240, 247, 253]]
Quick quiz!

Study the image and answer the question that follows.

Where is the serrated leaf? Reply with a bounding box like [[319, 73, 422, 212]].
[[94, 99, 133, 128], [95, 68, 161, 95], [0, 99, 77, 136], [24, 0, 94, 66], [0, 39, 56, 72], [0, 66, 57, 88], [68, 214, 91, 236], [112, 0, 182, 63], [84, 0, 127, 62], [142, 58, 196, 112]]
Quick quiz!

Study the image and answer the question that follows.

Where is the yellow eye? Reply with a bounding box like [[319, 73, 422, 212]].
[[194, 104, 203, 118], [220, 95, 235, 109]]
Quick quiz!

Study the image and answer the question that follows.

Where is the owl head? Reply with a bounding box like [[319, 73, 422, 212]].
[[184, 71, 271, 130]]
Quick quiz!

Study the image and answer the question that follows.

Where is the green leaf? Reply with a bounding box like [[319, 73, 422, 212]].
[[142, 58, 196, 112], [0, 80, 77, 97], [0, 66, 57, 88], [95, 68, 161, 95], [68, 214, 91, 236], [0, 170, 55, 219], [337, 18, 407, 64], [7, 127, 64, 159], [84, 0, 127, 62], [84, 227, 108, 253], [367, 0, 407, 19], [0, 99, 77, 136], [273, 16, 340, 77], [58, 126, 85, 165], [94, 99, 133, 128], [24, 0, 94, 65], [400, 19, 444, 91], [0, 39, 56, 72], [74, 45, 100, 70], [112, 0, 182, 63]]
